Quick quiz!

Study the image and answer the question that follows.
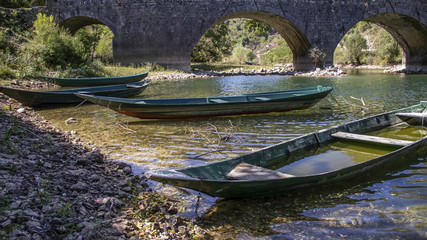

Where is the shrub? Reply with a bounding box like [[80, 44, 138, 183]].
[[0, 64, 15, 79], [20, 13, 87, 75], [229, 46, 254, 64]]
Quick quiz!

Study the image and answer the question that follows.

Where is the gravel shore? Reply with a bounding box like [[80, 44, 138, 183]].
[[0, 85, 208, 239]]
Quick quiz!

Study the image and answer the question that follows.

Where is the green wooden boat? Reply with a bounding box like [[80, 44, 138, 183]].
[[148, 101, 427, 198], [0, 80, 151, 107], [42, 72, 148, 87], [75, 85, 333, 119]]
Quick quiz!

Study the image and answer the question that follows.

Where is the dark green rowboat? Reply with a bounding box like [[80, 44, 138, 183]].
[[42, 72, 148, 87], [75, 85, 333, 119], [0, 80, 150, 107], [148, 101, 427, 198]]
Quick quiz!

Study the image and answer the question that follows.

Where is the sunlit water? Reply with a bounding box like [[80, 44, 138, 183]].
[[37, 70, 427, 239]]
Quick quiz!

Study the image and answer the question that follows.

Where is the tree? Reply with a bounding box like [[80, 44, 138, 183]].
[[191, 22, 232, 62], [376, 33, 402, 66], [343, 31, 368, 65], [244, 19, 272, 36]]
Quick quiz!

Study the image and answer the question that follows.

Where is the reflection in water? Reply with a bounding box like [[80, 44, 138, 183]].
[[36, 72, 427, 239], [270, 160, 427, 239]]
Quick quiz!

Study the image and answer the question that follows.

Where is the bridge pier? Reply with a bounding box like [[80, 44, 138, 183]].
[[113, 37, 192, 72]]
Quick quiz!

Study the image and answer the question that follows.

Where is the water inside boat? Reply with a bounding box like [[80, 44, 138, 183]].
[[267, 124, 426, 177]]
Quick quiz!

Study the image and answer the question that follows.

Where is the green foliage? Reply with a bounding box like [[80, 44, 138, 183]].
[[95, 29, 114, 62], [375, 32, 402, 66], [334, 21, 402, 66], [192, 18, 291, 66], [259, 40, 292, 65], [0, 0, 45, 8], [0, 64, 15, 79], [244, 19, 272, 36], [0, 30, 9, 50], [228, 19, 270, 51], [20, 13, 88, 76], [75, 25, 113, 62], [191, 22, 232, 62], [229, 46, 254, 64], [343, 30, 368, 65]]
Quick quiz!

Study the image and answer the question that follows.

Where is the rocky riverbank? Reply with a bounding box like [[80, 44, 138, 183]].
[[0, 88, 208, 239], [146, 65, 346, 81]]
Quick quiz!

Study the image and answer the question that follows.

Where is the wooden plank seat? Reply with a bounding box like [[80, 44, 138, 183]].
[[396, 112, 427, 118], [226, 163, 295, 180], [396, 112, 426, 125], [331, 132, 414, 147]]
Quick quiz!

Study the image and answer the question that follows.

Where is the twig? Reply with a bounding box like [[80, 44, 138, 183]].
[[350, 96, 366, 107], [340, 96, 368, 110], [193, 149, 223, 159], [206, 123, 222, 147], [19, 126, 41, 139], [74, 99, 87, 108], [116, 121, 136, 133]]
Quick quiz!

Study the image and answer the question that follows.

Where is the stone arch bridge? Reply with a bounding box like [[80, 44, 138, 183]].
[[46, 0, 427, 71]]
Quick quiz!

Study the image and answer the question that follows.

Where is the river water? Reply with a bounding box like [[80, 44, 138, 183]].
[[37, 70, 427, 239]]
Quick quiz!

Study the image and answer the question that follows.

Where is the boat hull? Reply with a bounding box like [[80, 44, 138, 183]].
[[0, 80, 150, 107], [149, 101, 427, 198], [42, 72, 148, 87], [77, 85, 333, 119]]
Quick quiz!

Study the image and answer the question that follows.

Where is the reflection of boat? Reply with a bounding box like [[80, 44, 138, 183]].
[[75, 85, 333, 119], [42, 72, 148, 87], [0, 80, 151, 107], [148, 101, 427, 198]]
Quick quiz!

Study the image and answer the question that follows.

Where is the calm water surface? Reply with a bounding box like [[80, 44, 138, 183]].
[[37, 70, 427, 239]]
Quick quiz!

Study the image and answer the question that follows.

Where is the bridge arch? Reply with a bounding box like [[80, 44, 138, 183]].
[[330, 13, 427, 70], [364, 13, 427, 69], [194, 10, 312, 71], [58, 16, 117, 36]]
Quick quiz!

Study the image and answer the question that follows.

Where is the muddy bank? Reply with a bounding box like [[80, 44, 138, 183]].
[[0, 88, 208, 239]]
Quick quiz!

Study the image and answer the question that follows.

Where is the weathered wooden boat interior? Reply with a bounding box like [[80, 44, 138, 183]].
[[179, 103, 427, 181]]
